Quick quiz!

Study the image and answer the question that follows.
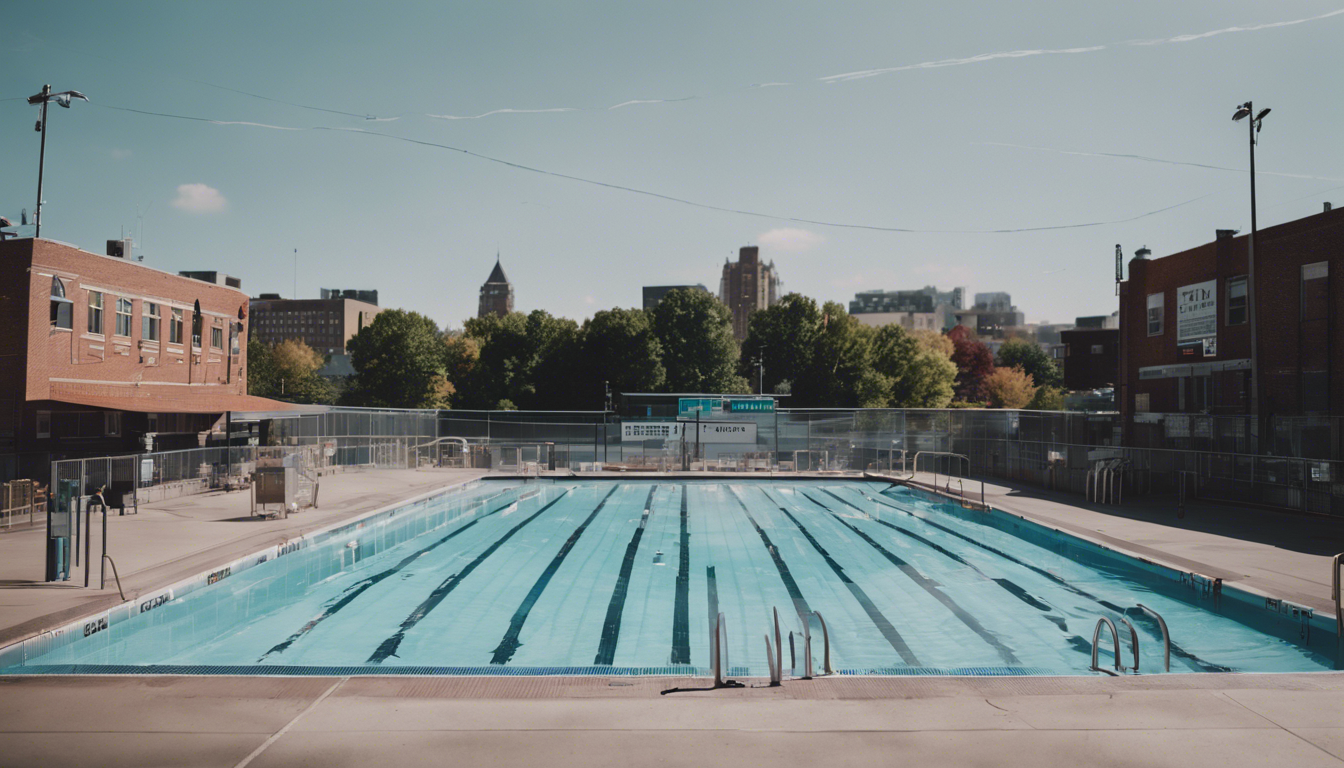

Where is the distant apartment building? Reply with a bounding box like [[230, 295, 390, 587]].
[[852, 309, 944, 332], [974, 292, 1014, 311], [478, 256, 514, 318], [179, 271, 243, 290], [643, 284, 709, 311], [250, 293, 382, 356], [720, 246, 780, 340], [945, 292, 1026, 338], [321, 288, 378, 305], [1076, 312, 1120, 330], [0, 238, 289, 481]]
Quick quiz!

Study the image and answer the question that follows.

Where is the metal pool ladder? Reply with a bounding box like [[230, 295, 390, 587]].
[[1138, 604, 1171, 672], [1091, 616, 1138, 674], [1333, 553, 1343, 645]]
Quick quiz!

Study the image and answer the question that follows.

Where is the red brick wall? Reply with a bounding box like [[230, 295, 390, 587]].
[[3, 239, 251, 414], [1119, 207, 1343, 422]]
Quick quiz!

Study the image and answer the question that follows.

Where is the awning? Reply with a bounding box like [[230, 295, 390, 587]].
[[36, 383, 306, 414]]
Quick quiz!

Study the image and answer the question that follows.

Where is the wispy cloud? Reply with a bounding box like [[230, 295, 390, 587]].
[[758, 227, 826, 252], [171, 183, 227, 213], [607, 97, 695, 110], [1127, 8, 1344, 45], [427, 108, 576, 120], [208, 120, 303, 131], [818, 46, 1105, 83]]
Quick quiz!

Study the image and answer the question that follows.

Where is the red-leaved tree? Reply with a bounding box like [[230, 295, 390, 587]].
[[947, 325, 995, 403]]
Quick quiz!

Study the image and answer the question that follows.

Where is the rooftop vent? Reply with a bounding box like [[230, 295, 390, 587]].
[[1134, 246, 1151, 260], [106, 238, 132, 258], [1216, 229, 1238, 240], [1327, 202, 1333, 213]]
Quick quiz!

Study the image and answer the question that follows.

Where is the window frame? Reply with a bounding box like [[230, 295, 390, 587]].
[[169, 308, 184, 345], [104, 411, 122, 437], [1226, 276, 1248, 326], [210, 325, 224, 350], [87, 290, 104, 335], [50, 277, 74, 330], [142, 302, 161, 342], [1146, 293, 1164, 337], [36, 410, 51, 439], [115, 297, 133, 337]]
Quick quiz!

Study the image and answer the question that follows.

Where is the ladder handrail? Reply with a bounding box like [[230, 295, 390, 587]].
[[1331, 553, 1342, 641], [1091, 617, 1124, 674], [815, 611, 833, 675], [712, 611, 725, 687], [1137, 604, 1170, 672], [1118, 616, 1140, 672]]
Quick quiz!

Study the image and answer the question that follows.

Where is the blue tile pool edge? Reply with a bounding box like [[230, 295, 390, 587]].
[[887, 481, 1340, 663], [0, 475, 501, 672], [0, 663, 1061, 677]]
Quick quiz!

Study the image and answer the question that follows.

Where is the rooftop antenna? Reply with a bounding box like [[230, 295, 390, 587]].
[[1115, 244, 1122, 295], [293, 248, 298, 298]]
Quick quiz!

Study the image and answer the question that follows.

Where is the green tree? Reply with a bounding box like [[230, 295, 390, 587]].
[[580, 308, 665, 404], [650, 289, 747, 393], [869, 325, 956, 408], [791, 303, 872, 407], [740, 294, 821, 395], [997, 338, 1062, 389], [460, 310, 579, 409], [343, 309, 451, 408], [247, 337, 334, 404], [1027, 385, 1066, 411]]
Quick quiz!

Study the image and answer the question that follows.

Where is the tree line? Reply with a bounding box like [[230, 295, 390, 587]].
[[247, 288, 1065, 411]]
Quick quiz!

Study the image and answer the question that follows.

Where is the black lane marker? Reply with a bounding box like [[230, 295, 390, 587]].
[[366, 489, 571, 664], [594, 486, 657, 665], [746, 487, 920, 666], [260, 494, 519, 661], [853, 485, 1229, 672], [490, 486, 621, 664], [799, 491, 1019, 665], [671, 486, 691, 665], [725, 487, 812, 619]]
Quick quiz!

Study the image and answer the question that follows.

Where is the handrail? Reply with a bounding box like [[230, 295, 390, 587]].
[[102, 554, 126, 602], [1332, 553, 1343, 641], [1091, 617, 1124, 674], [1118, 616, 1140, 672], [712, 611, 726, 687], [1138, 604, 1170, 672], [907, 451, 984, 508], [815, 612, 833, 675], [801, 613, 814, 679]]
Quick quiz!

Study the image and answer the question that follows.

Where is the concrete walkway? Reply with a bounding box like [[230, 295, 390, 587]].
[[902, 472, 1344, 613], [0, 673, 1340, 767], [0, 468, 485, 647]]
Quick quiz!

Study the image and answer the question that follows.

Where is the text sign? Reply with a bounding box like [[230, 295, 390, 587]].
[[1177, 280, 1217, 343], [677, 398, 723, 417], [728, 399, 774, 413], [696, 422, 758, 444], [621, 422, 685, 442]]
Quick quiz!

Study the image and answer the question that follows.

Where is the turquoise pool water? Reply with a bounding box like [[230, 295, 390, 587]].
[[5, 480, 1336, 675]]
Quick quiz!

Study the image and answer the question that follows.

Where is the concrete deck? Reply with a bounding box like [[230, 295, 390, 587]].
[[0, 673, 1341, 767], [0, 468, 485, 647]]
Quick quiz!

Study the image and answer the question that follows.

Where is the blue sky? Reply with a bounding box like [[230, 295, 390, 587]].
[[3, 1, 1342, 328]]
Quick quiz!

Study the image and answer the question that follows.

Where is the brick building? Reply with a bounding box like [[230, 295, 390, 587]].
[[720, 246, 780, 340], [478, 256, 514, 318], [1118, 205, 1343, 436], [0, 239, 292, 481], [1060, 328, 1119, 391], [249, 293, 382, 356]]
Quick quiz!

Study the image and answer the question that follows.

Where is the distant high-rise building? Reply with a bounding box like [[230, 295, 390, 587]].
[[643, 284, 709, 311], [849, 285, 964, 315], [974, 292, 1013, 312], [719, 246, 780, 340], [477, 255, 514, 318], [320, 288, 379, 306]]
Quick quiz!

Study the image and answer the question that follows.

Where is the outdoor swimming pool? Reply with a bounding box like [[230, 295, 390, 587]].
[[2, 479, 1336, 676]]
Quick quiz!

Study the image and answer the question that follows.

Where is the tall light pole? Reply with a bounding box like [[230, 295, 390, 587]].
[[27, 85, 89, 239], [1232, 101, 1270, 450]]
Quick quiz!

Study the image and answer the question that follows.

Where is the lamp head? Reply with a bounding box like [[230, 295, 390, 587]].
[[1232, 106, 1251, 121], [1256, 108, 1271, 121]]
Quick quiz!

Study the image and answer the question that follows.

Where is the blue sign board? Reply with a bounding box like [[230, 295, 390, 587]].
[[729, 399, 774, 413], [677, 398, 723, 418]]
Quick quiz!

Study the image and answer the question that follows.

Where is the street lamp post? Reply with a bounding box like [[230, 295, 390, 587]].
[[1232, 101, 1270, 451], [27, 84, 89, 239]]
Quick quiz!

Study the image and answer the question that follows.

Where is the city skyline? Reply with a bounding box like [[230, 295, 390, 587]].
[[2, 1, 1342, 329]]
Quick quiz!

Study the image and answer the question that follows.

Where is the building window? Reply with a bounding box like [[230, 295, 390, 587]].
[[147, 413, 159, 433], [1146, 293, 1164, 336], [143, 302, 160, 341], [1227, 276, 1247, 325], [105, 411, 122, 437], [88, 291, 104, 334], [50, 277, 73, 329], [1091, 344, 1104, 355], [211, 326, 223, 349], [36, 411, 51, 439], [115, 298, 133, 337], [170, 308, 184, 345]]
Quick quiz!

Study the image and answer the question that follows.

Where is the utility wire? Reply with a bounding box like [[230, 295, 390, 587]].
[[83, 101, 1211, 234]]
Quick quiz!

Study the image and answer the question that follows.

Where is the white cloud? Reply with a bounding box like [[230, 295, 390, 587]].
[[171, 183, 228, 214], [757, 228, 825, 252], [110, 148, 132, 160], [583, 295, 596, 305]]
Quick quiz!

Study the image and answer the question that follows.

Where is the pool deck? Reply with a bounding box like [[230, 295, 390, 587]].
[[1, 469, 1341, 766]]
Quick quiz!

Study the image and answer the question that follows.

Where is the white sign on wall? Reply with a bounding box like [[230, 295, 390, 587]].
[[695, 422, 758, 444], [1177, 280, 1218, 343], [621, 422, 684, 441]]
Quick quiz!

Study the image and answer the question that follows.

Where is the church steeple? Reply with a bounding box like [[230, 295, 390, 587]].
[[477, 252, 515, 318]]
